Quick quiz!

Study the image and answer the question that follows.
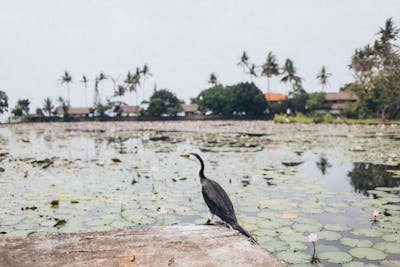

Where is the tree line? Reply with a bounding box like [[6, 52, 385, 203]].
[[1, 18, 399, 121]]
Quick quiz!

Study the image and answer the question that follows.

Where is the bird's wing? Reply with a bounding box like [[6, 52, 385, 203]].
[[202, 179, 237, 225]]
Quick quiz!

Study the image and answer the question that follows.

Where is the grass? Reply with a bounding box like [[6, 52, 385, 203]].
[[273, 113, 400, 125]]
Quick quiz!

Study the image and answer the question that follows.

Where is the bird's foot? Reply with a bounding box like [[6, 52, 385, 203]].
[[206, 219, 212, 225], [249, 236, 258, 244]]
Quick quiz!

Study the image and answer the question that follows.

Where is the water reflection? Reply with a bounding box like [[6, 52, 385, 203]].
[[348, 163, 400, 196], [315, 156, 332, 175]]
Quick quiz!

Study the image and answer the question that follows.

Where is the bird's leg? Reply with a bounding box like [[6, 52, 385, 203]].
[[206, 214, 215, 225]]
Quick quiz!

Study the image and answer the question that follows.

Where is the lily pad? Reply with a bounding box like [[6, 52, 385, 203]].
[[292, 223, 322, 233], [324, 224, 352, 232], [340, 237, 373, 248], [317, 231, 342, 241], [262, 239, 290, 252], [382, 234, 400, 242], [373, 242, 400, 254], [349, 247, 387, 261], [276, 251, 310, 264], [352, 228, 384, 238], [319, 251, 352, 264]]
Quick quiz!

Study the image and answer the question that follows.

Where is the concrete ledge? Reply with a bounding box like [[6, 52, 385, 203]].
[[0, 225, 288, 267]]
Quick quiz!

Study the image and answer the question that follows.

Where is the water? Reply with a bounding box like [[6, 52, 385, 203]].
[[0, 121, 399, 266]]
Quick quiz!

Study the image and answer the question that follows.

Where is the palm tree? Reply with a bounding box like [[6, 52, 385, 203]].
[[97, 72, 107, 103], [280, 58, 302, 93], [247, 64, 258, 81], [208, 72, 218, 85], [140, 64, 152, 103], [133, 69, 141, 105], [377, 18, 399, 45], [124, 71, 135, 105], [114, 85, 126, 97], [59, 71, 72, 106], [237, 51, 249, 81], [93, 78, 101, 106], [42, 97, 54, 117], [261, 52, 280, 95], [80, 75, 89, 106], [316, 66, 331, 91]]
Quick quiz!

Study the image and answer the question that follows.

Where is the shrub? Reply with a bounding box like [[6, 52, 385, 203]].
[[323, 113, 333, 123], [273, 114, 287, 123], [312, 113, 323, 123]]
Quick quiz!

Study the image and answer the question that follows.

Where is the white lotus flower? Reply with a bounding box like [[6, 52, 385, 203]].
[[308, 233, 318, 242], [373, 210, 380, 217], [159, 207, 168, 215]]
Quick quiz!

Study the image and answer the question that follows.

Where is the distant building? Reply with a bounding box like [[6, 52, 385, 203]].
[[180, 104, 201, 116], [55, 107, 93, 117], [121, 105, 141, 116], [322, 92, 358, 114], [264, 93, 287, 102]]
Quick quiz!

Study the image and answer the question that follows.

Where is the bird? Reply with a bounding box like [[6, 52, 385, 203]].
[[180, 152, 255, 242]]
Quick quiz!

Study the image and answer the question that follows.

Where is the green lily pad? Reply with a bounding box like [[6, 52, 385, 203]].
[[276, 251, 310, 264], [374, 242, 400, 254], [324, 224, 352, 232], [342, 262, 371, 267], [287, 241, 308, 251], [292, 223, 322, 233], [349, 247, 387, 261], [280, 232, 306, 242], [340, 237, 373, 248], [352, 228, 384, 238], [317, 231, 342, 241], [382, 234, 400, 242], [261, 239, 290, 252], [380, 260, 400, 267], [319, 251, 352, 264]]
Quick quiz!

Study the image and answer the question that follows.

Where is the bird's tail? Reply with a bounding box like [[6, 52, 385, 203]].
[[232, 224, 257, 243]]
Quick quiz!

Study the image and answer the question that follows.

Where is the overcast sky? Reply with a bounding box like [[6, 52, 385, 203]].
[[0, 0, 399, 115]]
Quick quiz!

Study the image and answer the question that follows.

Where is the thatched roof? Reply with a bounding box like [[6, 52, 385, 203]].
[[181, 104, 199, 113], [55, 107, 92, 115], [324, 92, 357, 101], [121, 105, 141, 113]]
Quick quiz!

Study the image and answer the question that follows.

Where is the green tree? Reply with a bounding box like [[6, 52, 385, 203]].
[[42, 97, 54, 116], [12, 99, 30, 117], [316, 66, 331, 91], [346, 18, 400, 119], [59, 71, 73, 106], [146, 89, 181, 116], [306, 92, 325, 112], [261, 52, 280, 96], [287, 84, 308, 114], [194, 85, 233, 115], [231, 82, 267, 116], [0, 90, 8, 114]]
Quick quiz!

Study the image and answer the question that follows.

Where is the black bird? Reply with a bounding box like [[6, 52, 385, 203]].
[[180, 153, 255, 241]]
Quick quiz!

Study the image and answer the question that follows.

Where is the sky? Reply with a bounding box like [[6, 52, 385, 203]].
[[0, 0, 399, 116]]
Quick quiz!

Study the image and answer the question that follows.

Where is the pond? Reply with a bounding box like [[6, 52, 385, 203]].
[[0, 121, 399, 266]]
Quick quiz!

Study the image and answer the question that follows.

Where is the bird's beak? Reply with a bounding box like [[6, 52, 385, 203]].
[[180, 154, 190, 159]]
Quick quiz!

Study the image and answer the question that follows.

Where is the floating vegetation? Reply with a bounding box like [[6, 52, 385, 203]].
[[0, 122, 400, 266], [348, 247, 387, 261]]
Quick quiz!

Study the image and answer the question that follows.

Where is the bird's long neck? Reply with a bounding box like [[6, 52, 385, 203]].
[[198, 157, 206, 179]]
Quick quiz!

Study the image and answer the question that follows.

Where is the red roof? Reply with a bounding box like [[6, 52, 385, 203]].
[[264, 93, 287, 102]]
